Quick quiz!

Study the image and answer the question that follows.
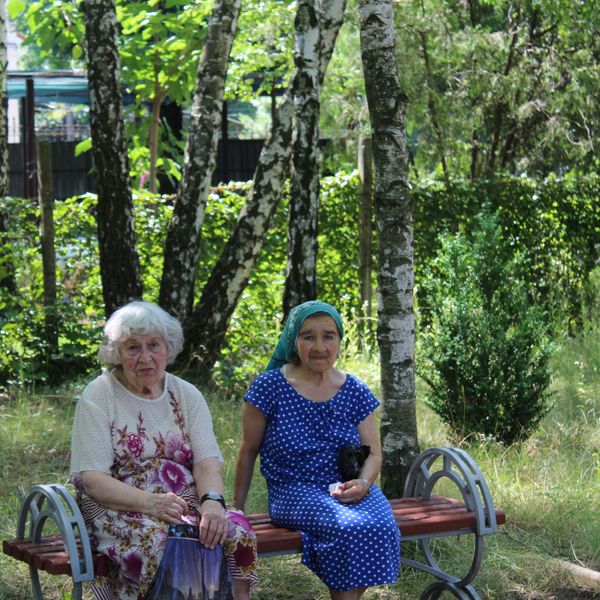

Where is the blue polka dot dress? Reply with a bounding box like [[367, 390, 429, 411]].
[[245, 369, 401, 592]]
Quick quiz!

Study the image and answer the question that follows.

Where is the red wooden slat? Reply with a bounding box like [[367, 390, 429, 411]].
[[2, 496, 505, 576], [33, 550, 73, 575]]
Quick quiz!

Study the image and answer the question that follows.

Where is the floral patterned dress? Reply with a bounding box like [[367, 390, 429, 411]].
[[70, 372, 257, 600]]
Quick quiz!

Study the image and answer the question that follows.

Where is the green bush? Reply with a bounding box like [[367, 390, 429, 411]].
[[1, 171, 597, 390], [418, 212, 554, 444]]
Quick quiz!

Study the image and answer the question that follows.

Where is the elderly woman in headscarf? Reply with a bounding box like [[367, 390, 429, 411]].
[[70, 300, 257, 600], [232, 300, 400, 600]]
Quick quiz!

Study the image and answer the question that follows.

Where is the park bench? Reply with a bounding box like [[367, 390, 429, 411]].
[[3, 446, 505, 600]]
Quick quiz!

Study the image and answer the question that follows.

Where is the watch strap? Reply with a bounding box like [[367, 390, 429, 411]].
[[199, 492, 226, 509]]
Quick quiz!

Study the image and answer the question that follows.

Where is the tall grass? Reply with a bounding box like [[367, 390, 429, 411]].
[[1, 318, 599, 599]]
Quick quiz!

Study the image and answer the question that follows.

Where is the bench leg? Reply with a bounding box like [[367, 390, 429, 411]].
[[420, 532, 485, 587], [30, 565, 43, 600], [29, 564, 84, 600], [420, 580, 481, 600], [401, 533, 485, 590], [402, 447, 499, 598]]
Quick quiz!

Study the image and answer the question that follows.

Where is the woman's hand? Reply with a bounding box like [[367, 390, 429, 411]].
[[332, 478, 371, 504], [81, 471, 192, 521], [198, 502, 228, 549], [193, 457, 229, 549], [146, 492, 189, 524]]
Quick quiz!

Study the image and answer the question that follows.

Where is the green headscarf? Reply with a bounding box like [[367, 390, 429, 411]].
[[267, 300, 344, 371]]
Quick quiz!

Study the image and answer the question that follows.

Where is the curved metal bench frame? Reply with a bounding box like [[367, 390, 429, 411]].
[[401, 447, 498, 600], [16, 483, 94, 600]]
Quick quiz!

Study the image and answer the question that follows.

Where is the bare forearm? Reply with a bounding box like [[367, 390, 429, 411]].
[[193, 457, 225, 498], [359, 452, 382, 484], [232, 448, 258, 511], [81, 470, 189, 524], [81, 471, 155, 513]]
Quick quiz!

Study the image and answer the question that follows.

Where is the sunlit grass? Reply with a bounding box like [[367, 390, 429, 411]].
[[1, 320, 599, 598]]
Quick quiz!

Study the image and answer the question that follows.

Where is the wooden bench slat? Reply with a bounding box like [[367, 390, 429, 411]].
[[3, 495, 505, 577], [3, 536, 110, 576], [33, 551, 75, 575]]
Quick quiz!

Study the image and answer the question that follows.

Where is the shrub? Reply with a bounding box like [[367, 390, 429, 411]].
[[418, 212, 554, 444]]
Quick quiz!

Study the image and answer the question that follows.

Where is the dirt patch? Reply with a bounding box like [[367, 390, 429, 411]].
[[506, 587, 600, 600]]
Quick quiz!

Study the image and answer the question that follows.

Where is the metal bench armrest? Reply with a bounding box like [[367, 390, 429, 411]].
[[403, 446, 498, 535], [401, 447, 499, 598], [17, 483, 95, 584]]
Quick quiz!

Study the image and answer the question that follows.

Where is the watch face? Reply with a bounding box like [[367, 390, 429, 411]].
[[200, 492, 226, 508]]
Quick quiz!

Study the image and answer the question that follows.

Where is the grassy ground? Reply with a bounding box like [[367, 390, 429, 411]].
[[1, 327, 599, 599]]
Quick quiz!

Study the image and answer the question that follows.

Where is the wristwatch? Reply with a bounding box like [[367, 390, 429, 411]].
[[199, 491, 226, 509]]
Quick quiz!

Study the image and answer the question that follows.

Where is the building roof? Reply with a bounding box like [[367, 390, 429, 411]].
[[8, 70, 90, 104]]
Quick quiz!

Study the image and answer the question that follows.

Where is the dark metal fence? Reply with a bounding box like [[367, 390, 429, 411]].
[[8, 139, 265, 199]]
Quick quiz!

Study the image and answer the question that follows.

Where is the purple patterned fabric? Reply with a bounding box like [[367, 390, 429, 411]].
[[73, 383, 257, 599]]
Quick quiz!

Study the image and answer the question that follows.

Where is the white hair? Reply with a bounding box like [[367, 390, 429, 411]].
[[98, 301, 184, 367]]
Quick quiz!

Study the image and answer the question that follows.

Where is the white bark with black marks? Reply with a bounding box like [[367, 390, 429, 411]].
[[283, 0, 322, 319], [82, 0, 142, 316], [180, 0, 347, 378], [358, 0, 419, 496], [159, 0, 241, 321]]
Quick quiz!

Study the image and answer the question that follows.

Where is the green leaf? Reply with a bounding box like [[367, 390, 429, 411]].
[[74, 138, 92, 156], [72, 44, 83, 60], [6, 0, 26, 18]]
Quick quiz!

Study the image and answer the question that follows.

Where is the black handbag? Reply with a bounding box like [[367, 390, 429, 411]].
[[338, 444, 371, 481]]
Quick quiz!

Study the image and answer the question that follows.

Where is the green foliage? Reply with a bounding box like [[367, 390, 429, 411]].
[[418, 212, 554, 444], [11, 0, 599, 181], [394, 0, 599, 177], [226, 0, 295, 101], [413, 173, 600, 330], [1, 172, 597, 394], [12, 0, 296, 185], [318, 171, 363, 309], [9, 0, 85, 70], [0, 195, 104, 387]]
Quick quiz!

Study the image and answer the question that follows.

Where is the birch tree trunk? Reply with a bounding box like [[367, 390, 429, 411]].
[[282, 0, 321, 319], [179, 0, 347, 378], [82, 0, 142, 316], [358, 0, 420, 496], [159, 0, 241, 321], [0, 4, 15, 301]]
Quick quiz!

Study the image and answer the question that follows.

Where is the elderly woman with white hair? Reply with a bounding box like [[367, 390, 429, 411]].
[[70, 300, 257, 600]]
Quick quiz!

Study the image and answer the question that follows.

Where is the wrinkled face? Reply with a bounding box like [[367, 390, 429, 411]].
[[295, 314, 341, 373], [117, 332, 168, 396]]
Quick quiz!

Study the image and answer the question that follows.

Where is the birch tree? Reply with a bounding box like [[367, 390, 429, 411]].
[[358, 0, 419, 495], [179, 0, 347, 376], [282, 0, 321, 318], [82, 0, 142, 316], [159, 0, 241, 321]]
